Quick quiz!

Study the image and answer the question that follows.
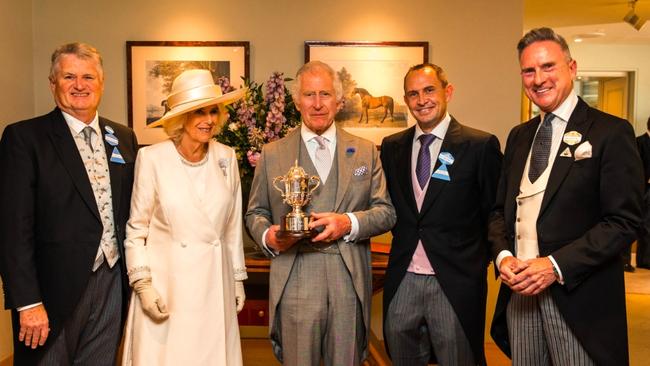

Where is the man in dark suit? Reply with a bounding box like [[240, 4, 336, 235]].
[[634, 117, 650, 269], [489, 28, 643, 366], [380, 63, 502, 366], [0, 43, 138, 365]]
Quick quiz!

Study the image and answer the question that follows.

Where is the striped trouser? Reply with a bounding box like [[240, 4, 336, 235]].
[[506, 290, 595, 366], [385, 272, 475, 366]]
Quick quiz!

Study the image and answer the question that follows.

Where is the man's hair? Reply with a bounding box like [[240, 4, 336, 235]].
[[403, 63, 449, 91], [517, 27, 572, 61], [647, 115, 650, 131], [291, 61, 343, 101], [49, 42, 104, 81]]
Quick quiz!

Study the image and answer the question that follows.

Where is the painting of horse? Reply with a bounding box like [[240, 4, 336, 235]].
[[353, 88, 394, 123]]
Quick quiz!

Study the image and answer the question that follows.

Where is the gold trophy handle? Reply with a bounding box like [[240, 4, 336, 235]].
[[272, 176, 286, 196], [308, 176, 320, 195]]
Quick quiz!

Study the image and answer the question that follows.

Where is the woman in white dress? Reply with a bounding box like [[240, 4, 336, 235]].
[[122, 69, 248, 365]]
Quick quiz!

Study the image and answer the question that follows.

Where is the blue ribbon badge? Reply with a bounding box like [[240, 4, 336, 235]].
[[104, 133, 119, 147], [110, 147, 126, 164], [431, 152, 454, 182]]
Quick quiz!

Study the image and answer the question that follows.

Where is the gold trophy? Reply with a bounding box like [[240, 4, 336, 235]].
[[273, 161, 321, 239]]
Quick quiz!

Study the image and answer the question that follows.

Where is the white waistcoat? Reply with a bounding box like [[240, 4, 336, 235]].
[[515, 156, 552, 260]]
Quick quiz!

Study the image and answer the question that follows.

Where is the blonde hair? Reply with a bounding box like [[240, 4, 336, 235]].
[[162, 104, 229, 143]]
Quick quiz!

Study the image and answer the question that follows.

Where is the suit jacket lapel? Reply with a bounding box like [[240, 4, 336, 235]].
[[506, 117, 540, 214], [48, 109, 101, 221], [419, 117, 467, 217], [99, 118, 123, 219], [334, 129, 357, 211], [395, 127, 419, 216], [540, 98, 593, 215]]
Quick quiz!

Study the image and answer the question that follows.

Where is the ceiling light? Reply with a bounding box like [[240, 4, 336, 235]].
[[624, 0, 647, 31]]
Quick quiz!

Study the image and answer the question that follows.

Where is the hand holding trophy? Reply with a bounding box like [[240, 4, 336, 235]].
[[272, 161, 320, 240]]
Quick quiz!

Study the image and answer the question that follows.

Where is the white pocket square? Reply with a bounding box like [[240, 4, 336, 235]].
[[574, 141, 592, 161]]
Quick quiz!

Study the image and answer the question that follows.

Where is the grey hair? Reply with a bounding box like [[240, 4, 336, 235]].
[[49, 42, 104, 81], [517, 27, 572, 61], [404, 63, 449, 90], [291, 61, 343, 101], [162, 105, 228, 144]]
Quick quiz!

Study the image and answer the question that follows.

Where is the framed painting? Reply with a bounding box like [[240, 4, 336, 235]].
[[127, 41, 250, 145], [305, 41, 428, 145]]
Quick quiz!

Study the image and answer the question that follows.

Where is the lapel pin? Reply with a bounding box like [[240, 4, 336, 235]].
[[104, 125, 115, 134], [560, 147, 572, 158], [563, 131, 582, 146]]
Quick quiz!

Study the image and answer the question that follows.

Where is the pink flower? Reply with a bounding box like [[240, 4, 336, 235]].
[[247, 150, 261, 167]]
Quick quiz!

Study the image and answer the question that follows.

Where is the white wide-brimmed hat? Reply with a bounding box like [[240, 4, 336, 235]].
[[148, 69, 246, 128]]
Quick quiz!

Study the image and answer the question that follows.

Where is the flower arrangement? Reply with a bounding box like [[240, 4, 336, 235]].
[[215, 72, 301, 187]]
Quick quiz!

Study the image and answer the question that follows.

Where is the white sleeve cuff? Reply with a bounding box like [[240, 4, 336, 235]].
[[548, 255, 565, 284], [343, 213, 359, 242], [495, 250, 515, 270], [261, 227, 278, 257], [17, 302, 42, 312]]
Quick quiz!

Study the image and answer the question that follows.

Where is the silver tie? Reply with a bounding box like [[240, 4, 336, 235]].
[[81, 126, 94, 151], [314, 136, 332, 183]]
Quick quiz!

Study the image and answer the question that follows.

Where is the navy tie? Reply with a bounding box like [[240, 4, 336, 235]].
[[416, 134, 436, 189], [529, 113, 555, 183]]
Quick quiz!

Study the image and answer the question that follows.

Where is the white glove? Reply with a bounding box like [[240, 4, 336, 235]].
[[235, 281, 246, 314], [133, 278, 169, 322]]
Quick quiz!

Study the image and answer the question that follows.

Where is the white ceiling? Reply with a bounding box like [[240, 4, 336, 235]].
[[526, 0, 650, 44]]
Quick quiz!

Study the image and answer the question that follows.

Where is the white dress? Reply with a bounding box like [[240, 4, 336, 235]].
[[122, 140, 247, 366]]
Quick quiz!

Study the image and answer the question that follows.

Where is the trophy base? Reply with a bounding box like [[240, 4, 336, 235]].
[[276, 229, 318, 240]]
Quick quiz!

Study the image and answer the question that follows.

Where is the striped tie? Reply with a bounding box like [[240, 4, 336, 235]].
[[416, 134, 436, 189]]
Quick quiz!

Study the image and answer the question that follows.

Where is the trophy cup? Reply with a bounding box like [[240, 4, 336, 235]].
[[273, 161, 321, 239]]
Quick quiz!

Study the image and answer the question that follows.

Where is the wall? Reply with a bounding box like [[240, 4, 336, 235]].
[[29, 0, 523, 146], [0, 1, 34, 359], [1, 0, 524, 357], [569, 42, 650, 135], [0, 0, 34, 132]]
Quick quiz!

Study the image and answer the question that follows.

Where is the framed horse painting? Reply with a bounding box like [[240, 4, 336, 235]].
[[127, 41, 250, 145], [305, 41, 428, 145]]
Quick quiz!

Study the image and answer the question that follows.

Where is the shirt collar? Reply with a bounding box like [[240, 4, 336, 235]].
[[543, 89, 578, 123], [413, 112, 451, 143], [61, 110, 100, 135], [301, 121, 337, 145]]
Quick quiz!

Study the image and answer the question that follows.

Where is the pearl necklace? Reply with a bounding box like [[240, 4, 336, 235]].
[[176, 146, 209, 167]]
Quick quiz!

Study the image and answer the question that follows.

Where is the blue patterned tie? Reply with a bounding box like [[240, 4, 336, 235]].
[[416, 134, 436, 189], [528, 113, 555, 183]]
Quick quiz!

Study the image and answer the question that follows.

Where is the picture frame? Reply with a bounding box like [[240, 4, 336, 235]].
[[127, 41, 250, 145], [305, 41, 428, 145]]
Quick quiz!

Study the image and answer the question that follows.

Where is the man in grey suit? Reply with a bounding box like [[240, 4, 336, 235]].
[[246, 61, 395, 366]]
